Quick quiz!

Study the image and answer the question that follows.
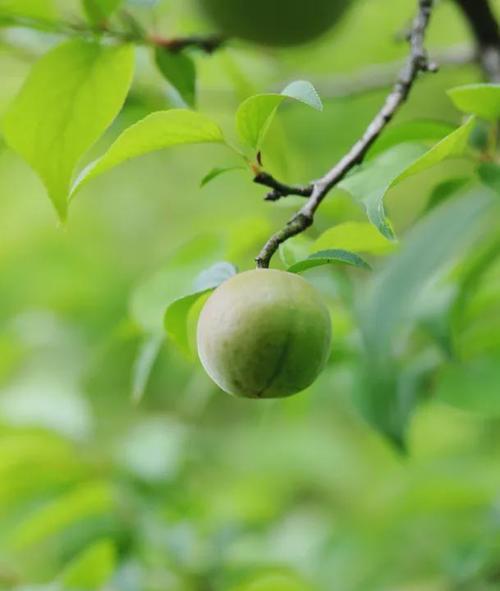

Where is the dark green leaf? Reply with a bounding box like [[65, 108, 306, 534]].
[[287, 249, 371, 273], [478, 162, 500, 195], [155, 46, 196, 108]]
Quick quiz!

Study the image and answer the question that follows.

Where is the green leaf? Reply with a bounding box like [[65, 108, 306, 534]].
[[368, 119, 456, 158], [478, 162, 500, 195], [164, 262, 237, 356], [436, 357, 500, 415], [2, 39, 134, 220], [61, 539, 116, 590], [82, 0, 122, 25], [200, 166, 244, 188], [236, 80, 322, 149], [448, 84, 500, 121], [0, 0, 56, 19], [425, 177, 471, 212], [341, 118, 475, 238], [279, 235, 314, 267], [155, 46, 196, 108], [313, 222, 395, 255], [131, 334, 164, 404], [287, 249, 371, 273], [72, 109, 225, 196]]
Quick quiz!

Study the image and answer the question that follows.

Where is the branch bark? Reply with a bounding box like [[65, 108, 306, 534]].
[[255, 0, 436, 268], [453, 0, 500, 81]]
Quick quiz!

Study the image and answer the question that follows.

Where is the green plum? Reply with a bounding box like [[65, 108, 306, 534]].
[[197, 269, 332, 398], [197, 0, 352, 47]]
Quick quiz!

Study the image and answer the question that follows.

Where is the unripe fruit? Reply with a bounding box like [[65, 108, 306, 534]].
[[197, 269, 331, 398], [197, 0, 352, 47]]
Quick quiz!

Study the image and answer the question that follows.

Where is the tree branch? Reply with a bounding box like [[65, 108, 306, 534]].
[[0, 15, 225, 54], [255, 0, 436, 268], [453, 0, 500, 81]]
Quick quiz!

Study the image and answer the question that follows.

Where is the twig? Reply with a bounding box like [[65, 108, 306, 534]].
[[453, 0, 500, 81], [255, 0, 436, 268], [0, 15, 225, 54]]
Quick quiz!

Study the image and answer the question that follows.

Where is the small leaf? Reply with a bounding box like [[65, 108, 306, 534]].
[[155, 46, 196, 108], [200, 166, 244, 188], [287, 249, 371, 273], [164, 262, 237, 355], [82, 0, 122, 25], [72, 109, 226, 196], [3, 39, 135, 220], [61, 539, 116, 590], [131, 334, 164, 404], [236, 80, 322, 149], [448, 84, 500, 121], [313, 222, 395, 255]]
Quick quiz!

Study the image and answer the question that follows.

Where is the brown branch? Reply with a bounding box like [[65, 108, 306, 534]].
[[453, 0, 500, 81], [255, 0, 436, 268], [0, 15, 225, 54]]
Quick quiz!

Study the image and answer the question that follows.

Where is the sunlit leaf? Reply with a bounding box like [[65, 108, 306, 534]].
[[448, 83, 500, 120], [61, 539, 116, 590], [236, 80, 322, 149], [72, 110, 226, 196], [288, 249, 370, 273], [3, 40, 135, 220], [0, 0, 56, 19], [313, 222, 395, 255], [155, 46, 196, 108]]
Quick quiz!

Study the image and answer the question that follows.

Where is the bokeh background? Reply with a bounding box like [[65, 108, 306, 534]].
[[1, 0, 500, 589]]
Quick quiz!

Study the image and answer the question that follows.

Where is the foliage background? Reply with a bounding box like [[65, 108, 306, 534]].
[[0, 0, 500, 589]]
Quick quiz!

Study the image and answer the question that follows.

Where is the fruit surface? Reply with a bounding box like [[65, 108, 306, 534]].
[[197, 0, 351, 47], [197, 269, 332, 398]]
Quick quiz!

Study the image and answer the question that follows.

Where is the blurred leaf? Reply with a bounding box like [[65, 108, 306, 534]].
[[478, 162, 500, 195], [131, 334, 164, 403], [61, 539, 116, 590], [130, 234, 225, 333], [164, 262, 237, 355], [72, 110, 226, 196], [233, 572, 313, 591], [236, 80, 322, 149], [3, 40, 134, 221], [82, 0, 122, 25], [341, 118, 475, 238], [287, 249, 370, 273], [200, 166, 245, 188], [436, 357, 500, 415], [368, 119, 456, 158], [9, 482, 114, 551], [425, 177, 471, 212], [313, 221, 395, 255], [0, 0, 56, 18], [155, 47, 196, 108], [279, 235, 314, 267], [448, 84, 500, 120], [358, 189, 494, 445]]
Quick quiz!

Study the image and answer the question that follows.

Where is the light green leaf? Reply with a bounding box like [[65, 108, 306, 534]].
[[61, 539, 116, 590], [200, 166, 244, 188], [2, 39, 134, 221], [368, 119, 456, 158], [436, 357, 500, 415], [72, 109, 225, 196], [164, 262, 237, 356], [279, 235, 314, 267], [131, 334, 164, 404], [236, 80, 322, 149], [313, 222, 395, 255], [341, 118, 475, 238], [448, 84, 500, 121], [155, 46, 196, 108], [287, 249, 371, 274], [0, 0, 56, 19], [82, 0, 122, 24]]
